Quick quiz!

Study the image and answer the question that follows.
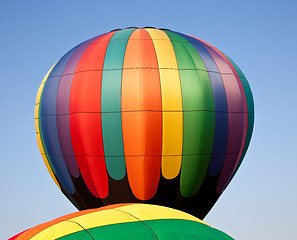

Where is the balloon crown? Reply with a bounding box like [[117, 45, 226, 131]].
[[110, 26, 172, 31]]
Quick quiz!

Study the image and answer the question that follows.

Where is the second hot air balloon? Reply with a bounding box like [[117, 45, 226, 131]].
[[9, 204, 234, 240]]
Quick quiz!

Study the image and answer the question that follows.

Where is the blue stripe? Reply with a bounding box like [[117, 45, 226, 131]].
[[39, 45, 81, 194]]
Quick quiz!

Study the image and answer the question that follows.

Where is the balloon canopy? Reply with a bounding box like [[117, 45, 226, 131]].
[[35, 27, 254, 219], [9, 204, 234, 240]]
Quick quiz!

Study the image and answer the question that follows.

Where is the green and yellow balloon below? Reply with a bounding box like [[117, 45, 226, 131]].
[[9, 204, 234, 240]]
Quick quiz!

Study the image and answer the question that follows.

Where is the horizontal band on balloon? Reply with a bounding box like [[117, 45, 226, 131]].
[[40, 151, 250, 157], [45, 68, 244, 77], [38, 111, 253, 115]]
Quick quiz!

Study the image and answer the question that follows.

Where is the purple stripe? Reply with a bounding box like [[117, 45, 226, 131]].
[[56, 34, 103, 178], [201, 43, 245, 194]]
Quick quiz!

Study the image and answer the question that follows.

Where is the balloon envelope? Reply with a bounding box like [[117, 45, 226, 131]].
[[9, 204, 234, 240], [35, 27, 254, 219]]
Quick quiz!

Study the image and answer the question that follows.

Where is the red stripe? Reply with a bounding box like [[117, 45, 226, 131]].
[[69, 32, 116, 198], [8, 229, 28, 240]]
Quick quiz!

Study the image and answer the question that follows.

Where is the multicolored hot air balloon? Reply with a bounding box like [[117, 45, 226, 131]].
[[9, 204, 234, 240], [35, 27, 254, 219]]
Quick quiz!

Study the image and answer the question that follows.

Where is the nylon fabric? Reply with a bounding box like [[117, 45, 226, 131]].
[[101, 28, 136, 180], [145, 28, 183, 180], [165, 31, 215, 197], [223, 55, 254, 178], [177, 33, 229, 177], [11, 204, 233, 240], [56, 35, 103, 178], [122, 29, 162, 200], [57, 219, 233, 240], [12, 204, 133, 240], [218, 53, 249, 192], [57, 221, 154, 240], [40, 44, 83, 194], [35, 64, 60, 189], [69, 32, 116, 198], [29, 221, 85, 240], [199, 43, 245, 194], [35, 28, 254, 220]]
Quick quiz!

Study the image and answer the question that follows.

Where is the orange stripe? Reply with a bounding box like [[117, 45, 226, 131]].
[[121, 29, 162, 200]]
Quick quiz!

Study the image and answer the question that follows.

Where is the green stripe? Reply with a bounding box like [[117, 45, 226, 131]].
[[57, 219, 234, 240], [224, 55, 254, 177], [101, 29, 135, 180], [165, 31, 215, 197]]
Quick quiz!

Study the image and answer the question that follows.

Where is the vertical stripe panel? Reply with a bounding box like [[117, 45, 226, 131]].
[[224, 55, 254, 177], [69, 32, 116, 198], [201, 43, 245, 194], [146, 28, 183, 180], [176, 33, 229, 176], [56, 35, 102, 178], [40, 45, 81, 194], [200, 42, 249, 193], [165, 31, 215, 197], [221, 56, 248, 176], [101, 29, 136, 180], [122, 29, 162, 200], [35, 64, 60, 189]]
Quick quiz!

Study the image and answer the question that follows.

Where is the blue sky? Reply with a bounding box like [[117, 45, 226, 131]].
[[1, 0, 296, 239]]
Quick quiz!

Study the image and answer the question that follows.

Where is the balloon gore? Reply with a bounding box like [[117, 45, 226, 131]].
[[35, 27, 254, 219]]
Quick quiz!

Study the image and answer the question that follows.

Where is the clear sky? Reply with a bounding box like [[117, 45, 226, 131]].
[[1, 0, 296, 239]]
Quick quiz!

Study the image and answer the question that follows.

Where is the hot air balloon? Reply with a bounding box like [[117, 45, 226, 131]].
[[9, 204, 234, 240], [35, 27, 254, 219]]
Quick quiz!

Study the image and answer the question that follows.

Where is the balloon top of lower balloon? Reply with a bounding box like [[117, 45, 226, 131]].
[[9, 204, 234, 240], [35, 27, 254, 219]]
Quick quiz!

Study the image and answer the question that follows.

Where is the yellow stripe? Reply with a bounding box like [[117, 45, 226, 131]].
[[30, 221, 84, 240], [116, 204, 207, 224], [30, 204, 208, 240], [145, 29, 183, 179], [70, 204, 207, 228], [35, 82, 45, 107], [35, 64, 60, 189]]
